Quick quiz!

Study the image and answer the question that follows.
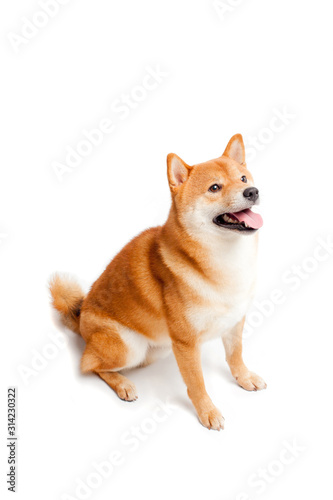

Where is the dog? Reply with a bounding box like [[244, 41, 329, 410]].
[[50, 133, 266, 430]]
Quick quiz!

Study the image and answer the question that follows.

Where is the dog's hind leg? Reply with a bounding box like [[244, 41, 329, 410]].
[[80, 331, 139, 401], [80, 316, 148, 401], [98, 372, 138, 401]]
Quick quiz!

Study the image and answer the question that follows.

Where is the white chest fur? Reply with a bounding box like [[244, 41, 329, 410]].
[[186, 234, 257, 342]]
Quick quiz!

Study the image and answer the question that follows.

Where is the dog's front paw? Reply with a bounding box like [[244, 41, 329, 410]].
[[198, 406, 225, 431], [236, 371, 267, 391]]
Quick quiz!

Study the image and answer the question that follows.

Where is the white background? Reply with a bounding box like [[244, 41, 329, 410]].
[[1, 1, 332, 499]]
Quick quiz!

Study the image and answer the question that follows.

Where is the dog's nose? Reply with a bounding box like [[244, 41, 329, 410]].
[[243, 187, 259, 202]]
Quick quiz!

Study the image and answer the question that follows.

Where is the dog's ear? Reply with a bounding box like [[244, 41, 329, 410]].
[[222, 134, 245, 165], [167, 153, 192, 191]]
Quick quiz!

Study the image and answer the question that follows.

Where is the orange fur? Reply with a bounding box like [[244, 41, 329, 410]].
[[49, 134, 266, 427], [49, 274, 85, 334]]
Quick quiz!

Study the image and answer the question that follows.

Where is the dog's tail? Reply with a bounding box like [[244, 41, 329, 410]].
[[49, 274, 85, 335]]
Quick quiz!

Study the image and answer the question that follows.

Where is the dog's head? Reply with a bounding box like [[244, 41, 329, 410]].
[[167, 134, 263, 238]]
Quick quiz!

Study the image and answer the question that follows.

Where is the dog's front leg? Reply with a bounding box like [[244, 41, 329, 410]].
[[222, 317, 267, 391], [172, 340, 225, 430]]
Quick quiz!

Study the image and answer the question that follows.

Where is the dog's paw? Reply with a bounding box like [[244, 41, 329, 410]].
[[236, 371, 267, 391], [116, 381, 138, 401], [198, 406, 225, 431]]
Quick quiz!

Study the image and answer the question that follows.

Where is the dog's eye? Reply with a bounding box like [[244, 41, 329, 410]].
[[241, 176, 247, 183], [209, 184, 221, 193]]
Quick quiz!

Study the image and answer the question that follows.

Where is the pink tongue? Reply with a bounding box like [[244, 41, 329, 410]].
[[229, 209, 263, 229]]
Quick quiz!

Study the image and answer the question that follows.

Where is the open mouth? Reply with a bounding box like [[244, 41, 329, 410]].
[[213, 208, 263, 232]]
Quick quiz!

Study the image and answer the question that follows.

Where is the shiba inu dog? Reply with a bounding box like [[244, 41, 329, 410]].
[[50, 133, 266, 430]]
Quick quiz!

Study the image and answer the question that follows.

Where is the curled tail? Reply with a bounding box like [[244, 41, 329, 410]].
[[49, 274, 85, 335]]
